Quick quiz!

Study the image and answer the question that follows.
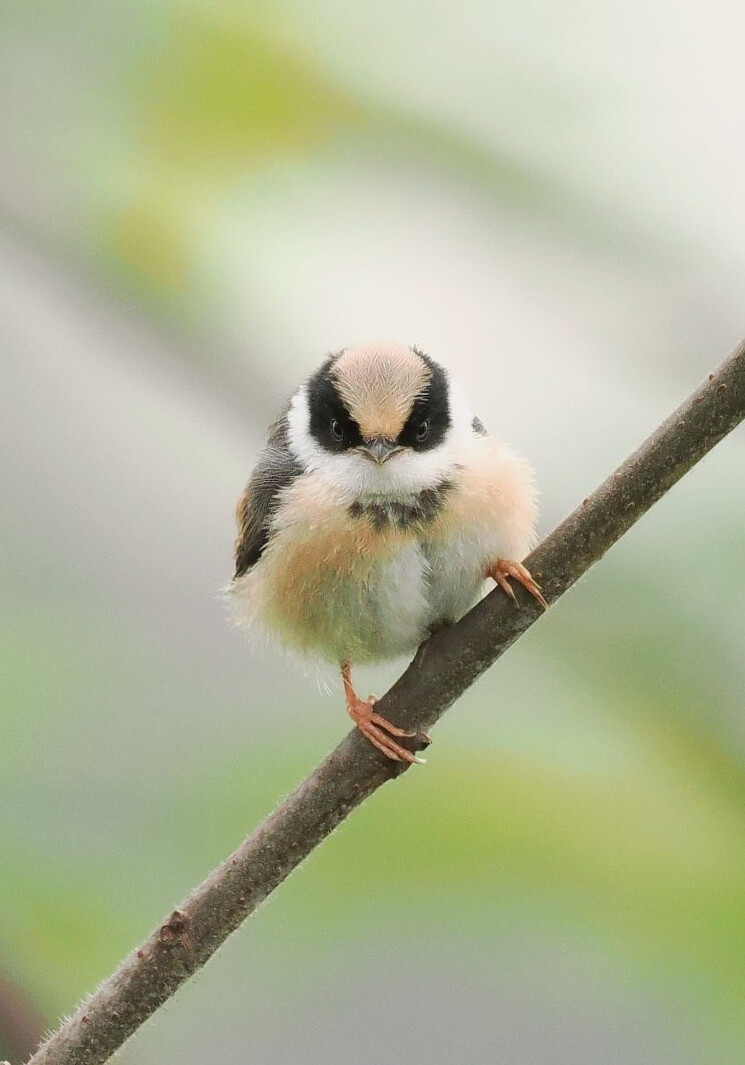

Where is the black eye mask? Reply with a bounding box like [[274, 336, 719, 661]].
[[306, 357, 363, 453], [397, 353, 451, 451]]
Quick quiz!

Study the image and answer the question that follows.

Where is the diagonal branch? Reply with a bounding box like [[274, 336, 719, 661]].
[[27, 342, 745, 1065]]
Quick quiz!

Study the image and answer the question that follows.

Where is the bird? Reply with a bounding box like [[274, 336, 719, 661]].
[[229, 342, 546, 764]]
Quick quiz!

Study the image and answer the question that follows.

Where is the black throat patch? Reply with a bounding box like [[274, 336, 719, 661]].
[[348, 480, 454, 532]]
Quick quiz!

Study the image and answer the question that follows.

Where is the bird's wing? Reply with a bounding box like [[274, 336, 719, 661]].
[[233, 414, 301, 579]]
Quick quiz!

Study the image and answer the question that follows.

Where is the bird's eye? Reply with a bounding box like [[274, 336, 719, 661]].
[[330, 418, 344, 442], [416, 419, 430, 442]]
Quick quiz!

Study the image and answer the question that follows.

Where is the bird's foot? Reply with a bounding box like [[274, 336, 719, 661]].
[[487, 559, 548, 611], [342, 671, 430, 765]]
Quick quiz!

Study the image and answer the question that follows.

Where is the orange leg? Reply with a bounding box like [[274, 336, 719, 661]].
[[341, 664, 430, 765], [487, 559, 548, 611]]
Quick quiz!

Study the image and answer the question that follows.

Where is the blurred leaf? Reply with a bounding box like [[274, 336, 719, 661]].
[[110, 3, 365, 288], [539, 551, 745, 810], [139, 6, 364, 166], [106, 1, 631, 301]]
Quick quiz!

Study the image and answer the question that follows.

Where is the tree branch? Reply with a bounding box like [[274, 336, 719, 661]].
[[27, 342, 745, 1065]]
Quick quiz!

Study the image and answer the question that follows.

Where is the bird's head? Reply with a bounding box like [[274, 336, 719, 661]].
[[287, 343, 474, 498]]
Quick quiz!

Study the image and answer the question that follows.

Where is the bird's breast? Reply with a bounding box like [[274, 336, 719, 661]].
[[231, 436, 538, 664], [239, 473, 430, 661]]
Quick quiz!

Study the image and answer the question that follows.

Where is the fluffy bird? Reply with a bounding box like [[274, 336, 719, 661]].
[[230, 343, 546, 764]]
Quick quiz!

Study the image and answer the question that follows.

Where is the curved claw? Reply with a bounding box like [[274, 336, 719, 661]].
[[487, 559, 548, 611], [341, 665, 430, 764]]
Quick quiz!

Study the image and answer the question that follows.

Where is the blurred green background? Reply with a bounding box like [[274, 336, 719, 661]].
[[2, 1, 745, 1062]]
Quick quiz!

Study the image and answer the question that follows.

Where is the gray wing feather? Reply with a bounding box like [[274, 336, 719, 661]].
[[234, 414, 301, 579], [471, 415, 488, 436]]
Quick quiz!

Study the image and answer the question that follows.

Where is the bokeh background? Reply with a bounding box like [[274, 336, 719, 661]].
[[2, 2, 745, 1062]]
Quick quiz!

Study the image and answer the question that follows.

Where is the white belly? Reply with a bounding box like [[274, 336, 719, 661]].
[[232, 529, 485, 665], [324, 539, 489, 661], [322, 542, 432, 662], [420, 536, 487, 630]]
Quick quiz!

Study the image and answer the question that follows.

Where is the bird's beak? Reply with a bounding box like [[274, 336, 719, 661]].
[[357, 437, 404, 464]]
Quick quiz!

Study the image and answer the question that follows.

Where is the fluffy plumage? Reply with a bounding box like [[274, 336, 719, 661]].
[[229, 343, 541, 762]]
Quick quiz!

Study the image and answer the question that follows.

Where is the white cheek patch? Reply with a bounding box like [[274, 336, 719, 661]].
[[447, 378, 478, 446], [286, 387, 320, 470]]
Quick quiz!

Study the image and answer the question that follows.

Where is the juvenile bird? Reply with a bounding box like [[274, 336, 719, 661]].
[[230, 343, 546, 764]]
